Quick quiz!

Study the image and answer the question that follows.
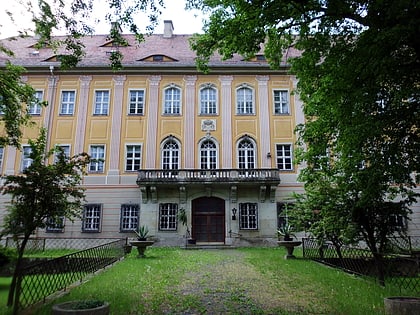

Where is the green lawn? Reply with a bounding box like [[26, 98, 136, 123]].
[[1, 247, 413, 314]]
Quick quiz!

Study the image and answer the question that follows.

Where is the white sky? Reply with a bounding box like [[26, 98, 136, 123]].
[[0, 0, 207, 39]]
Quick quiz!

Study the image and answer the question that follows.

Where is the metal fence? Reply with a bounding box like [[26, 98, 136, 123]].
[[10, 238, 126, 313], [4, 237, 125, 254], [302, 237, 420, 295]]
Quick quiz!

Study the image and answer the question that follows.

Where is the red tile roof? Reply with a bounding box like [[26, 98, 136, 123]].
[[0, 33, 300, 74]]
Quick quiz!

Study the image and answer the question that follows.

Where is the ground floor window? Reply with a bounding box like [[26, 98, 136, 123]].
[[45, 216, 65, 233], [239, 203, 258, 230], [120, 204, 139, 232], [159, 203, 178, 231], [82, 204, 102, 232]]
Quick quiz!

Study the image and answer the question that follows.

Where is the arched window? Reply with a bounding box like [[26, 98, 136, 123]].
[[161, 137, 180, 172], [200, 86, 217, 115], [163, 86, 181, 114], [236, 86, 254, 114], [237, 137, 256, 175], [200, 139, 217, 170]]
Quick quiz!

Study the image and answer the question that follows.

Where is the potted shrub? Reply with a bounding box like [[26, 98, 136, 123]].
[[52, 299, 110, 315], [277, 224, 296, 241], [177, 208, 196, 245], [133, 225, 149, 241], [130, 225, 154, 257]]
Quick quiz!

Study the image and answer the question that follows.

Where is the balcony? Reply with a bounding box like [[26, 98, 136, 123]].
[[137, 169, 280, 203], [137, 168, 280, 186]]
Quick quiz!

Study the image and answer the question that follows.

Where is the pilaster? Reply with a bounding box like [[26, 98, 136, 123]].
[[107, 75, 126, 184], [183, 75, 197, 168], [219, 75, 233, 168], [256, 75, 271, 168], [145, 76, 161, 169], [75, 76, 92, 154]]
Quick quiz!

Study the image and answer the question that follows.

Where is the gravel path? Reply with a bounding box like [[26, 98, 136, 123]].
[[175, 250, 306, 315]]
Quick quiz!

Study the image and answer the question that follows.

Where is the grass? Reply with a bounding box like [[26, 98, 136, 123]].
[[0, 247, 414, 314]]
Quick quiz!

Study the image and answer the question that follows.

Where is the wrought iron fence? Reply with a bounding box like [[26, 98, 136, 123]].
[[302, 238, 420, 295], [5, 237, 124, 255], [10, 238, 126, 313]]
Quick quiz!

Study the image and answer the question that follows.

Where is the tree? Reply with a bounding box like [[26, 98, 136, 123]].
[[0, 128, 90, 308], [188, 0, 419, 284], [0, 62, 44, 148]]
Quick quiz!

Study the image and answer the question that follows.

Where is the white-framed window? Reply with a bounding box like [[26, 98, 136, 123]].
[[159, 203, 178, 231], [200, 86, 217, 115], [0, 147, 4, 171], [200, 139, 217, 170], [276, 144, 293, 171], [54, 145, 70, 163], [125, 144, 141, 171], [82, 204, 102, 232], [46, 216, 65, 233], [94, 90, 110, 115], [60, 91, 76, 115], [236, 86, 254, 114], [120, 204, 139, 232], [28, 90, 43, 115], [128, 90, 145, 115], [237, 137, 256, 174], [161, 137, 180, 172], [21, 146, 33, 171], [239, 203, 258, 230], [273, 90, 290, 114], [163, 86, 181, 114], [89, 145, 105, 172]]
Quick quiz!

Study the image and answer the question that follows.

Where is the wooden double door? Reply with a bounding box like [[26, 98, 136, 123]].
[[192, 197, 225, 243]]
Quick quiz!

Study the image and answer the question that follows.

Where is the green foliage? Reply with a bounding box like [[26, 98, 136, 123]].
[[0, 128, 90, 239], [0, 245, 17, 263], [0, 62, 41, 148], [133, 225, 149, 239], [28, 0, 165, 70], [189, 0, 419, 260], [0, 128, 90, 306]]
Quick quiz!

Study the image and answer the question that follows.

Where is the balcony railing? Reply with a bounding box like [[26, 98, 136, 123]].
[[137, 168, 280, 186]]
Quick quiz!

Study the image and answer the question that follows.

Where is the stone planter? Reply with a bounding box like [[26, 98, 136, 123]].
[[384, 297, 420, 315], [277, 240, 302, 259], [130, 240, 155, 258], [52, 300, 110, 315]]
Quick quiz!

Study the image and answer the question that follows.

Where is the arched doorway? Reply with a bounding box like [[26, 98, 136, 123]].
[[192, 197, 225, 243]]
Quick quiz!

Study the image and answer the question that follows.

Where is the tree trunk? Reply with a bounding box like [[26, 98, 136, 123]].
[[7, 235, 29, 309]]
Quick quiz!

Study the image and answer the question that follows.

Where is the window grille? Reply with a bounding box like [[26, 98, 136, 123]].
[[82, 204, 102, 232], [239, 203, 258, 230], [159, 203, 178, 231], [120, 204, 139, 231], [46, 216, 65, 233]]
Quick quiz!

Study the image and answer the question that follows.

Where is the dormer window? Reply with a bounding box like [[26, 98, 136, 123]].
[[138, 55, 178, 62], [153, 55, 164, 61]]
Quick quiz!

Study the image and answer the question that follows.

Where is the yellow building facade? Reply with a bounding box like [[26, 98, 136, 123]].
[[2, 22, 416, 246]]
